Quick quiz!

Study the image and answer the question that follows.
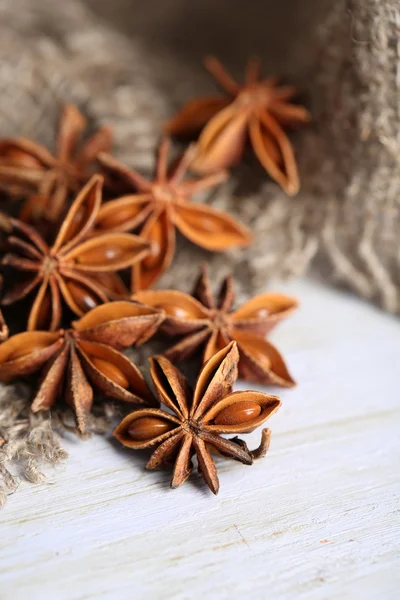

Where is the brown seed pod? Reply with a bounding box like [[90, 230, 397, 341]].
[[165, 56, 310, 196], [1, 176, 152, 331], [114, 342, 281, 494], [0, 300, 164, 432], [0, 104, 112, 223], [127, 416, 176, 442], [95, 138, 252, 291], [213, 400, 262, 426], [134, 265, 298, 387]]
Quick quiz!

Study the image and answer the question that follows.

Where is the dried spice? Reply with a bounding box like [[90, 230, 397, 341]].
[[0, 275, 8, 341], [0, 54, 308, 504], [165, 56, 310, 195], [134, 265, 297, 387], [96, 138, 252, 290], [0, 301, 164, 432], [0, 308, 8, 341], [0, 104, 111, 223], [0, 175, 151, 331], [114, 341, 281, 494]]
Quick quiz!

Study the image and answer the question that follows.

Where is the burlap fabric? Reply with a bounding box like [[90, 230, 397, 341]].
[[0, 0, 398, 502]]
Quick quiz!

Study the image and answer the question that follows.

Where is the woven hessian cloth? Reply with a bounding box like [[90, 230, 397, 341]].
[[0, 0, 398, 502]]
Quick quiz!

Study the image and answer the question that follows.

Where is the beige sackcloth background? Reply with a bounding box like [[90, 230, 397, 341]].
[[0, 0, 398, 502]]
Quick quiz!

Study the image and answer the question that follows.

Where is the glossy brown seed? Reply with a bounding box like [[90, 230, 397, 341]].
[[183, 211, 225, 234], [7, 339, 52, 361], [156, 303, 193, 320], [4, 149, 42, 168], [245, 308, 270, 319], [247, 344, 272, 369], [76, 245, 125, 265], [68, 281, 99, 312], [142, 220, 163, 269], [128, 417, 174, 441], [35, 292, 52, 330], [90, 357, 130, 389], [65, 206, 89, 242], [214, 400, 261, 426], [97, 205, 141, 229]]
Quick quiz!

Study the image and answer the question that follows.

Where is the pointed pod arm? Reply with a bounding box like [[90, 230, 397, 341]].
[[113, 408, 181, 450], [201, 390, 281, 434], [0, 331, 64, 381], [72, 301, 165, 349]]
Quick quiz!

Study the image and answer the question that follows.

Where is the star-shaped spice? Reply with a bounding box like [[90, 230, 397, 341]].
[[134, 266, 298, 387], [0, 104, 111, 223], [165, 56, 310, 195], [114, 341, 281, 494], [0, 175, 150, 331], [95, 138, 252, 290], [0, 301, 164, 432]]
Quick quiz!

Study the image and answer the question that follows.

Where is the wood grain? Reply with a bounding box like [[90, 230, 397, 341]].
[[0, 279, 399, 600]]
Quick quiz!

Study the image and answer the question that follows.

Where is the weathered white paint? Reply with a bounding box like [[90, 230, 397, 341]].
[[0, 279, 399, 600]]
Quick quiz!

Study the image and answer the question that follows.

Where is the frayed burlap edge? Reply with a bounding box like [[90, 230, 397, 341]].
[[0, 384, 67, 506], [0, 382, 125, 505]]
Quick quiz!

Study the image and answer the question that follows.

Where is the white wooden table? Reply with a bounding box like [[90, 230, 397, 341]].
[[1, 279, 399, 600]]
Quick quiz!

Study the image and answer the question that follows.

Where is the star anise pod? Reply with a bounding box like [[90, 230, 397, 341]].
[[114, 341, 281, 494], [95, 138, 252, 290], [0, 104, 112, 223], [165, 56, 310, 195], [134, 266, 298, 387], [0, 175, 151, 331], [0, 301, 164, 432]]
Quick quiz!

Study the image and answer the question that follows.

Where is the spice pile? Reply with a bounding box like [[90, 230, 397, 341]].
[[0, 59, 308, 496]]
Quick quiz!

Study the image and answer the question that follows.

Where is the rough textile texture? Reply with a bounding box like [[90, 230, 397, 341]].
[[0, 383, 68, 505], [0, 0, 398, 501]]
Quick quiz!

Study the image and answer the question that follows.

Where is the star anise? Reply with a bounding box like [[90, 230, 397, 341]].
[[95, 138, 252, 290], [165, 56, 310, 195], [114, 341, 281, 494], [134, 266, 298, 387], [0, 104, 112, 223], [0, 301, 164, 432], [0, 175, 151, 331]]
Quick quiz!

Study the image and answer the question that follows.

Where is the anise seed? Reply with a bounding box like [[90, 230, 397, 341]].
[[35, 293, 52, 330], [5, 149, 42, 168], [183, 212, 222, 233], [156, 303, 193, 319], [77, 245, 124, 265], [249, 347, 272, 369], [90, 356, 130, 388], [142, 222, 162, 269], [65, 206, 88, 242], [128, 417, 174, 441], [214, 400, 261, 426], [247, 308, 270, 319], [97, 206, 140, 229], [68, 281, 99, 312], [8, 340, 51, 361]]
